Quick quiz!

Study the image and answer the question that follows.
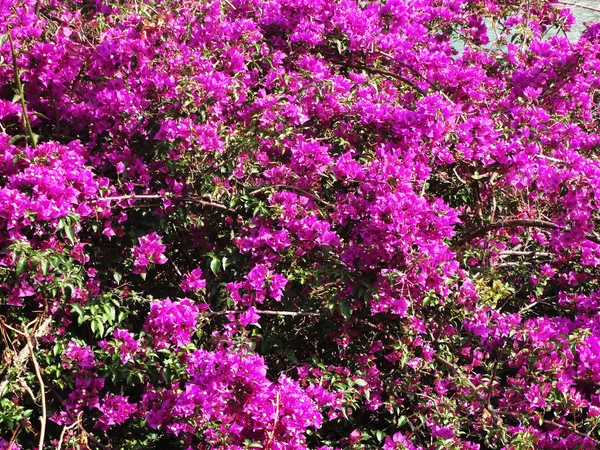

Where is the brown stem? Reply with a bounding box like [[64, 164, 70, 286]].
[[493, 409, 600, 446], [99, 194, 235, 213], [48, 387, 112, 450], [0, 316, 51, 396], [557, 1, 600, 13], [264, 391, 280, 449], [454, 219, 600, 246], [7, 421, 23, 450], [8, 30, 36, 148], [208, 309, 321, 317], [0, 317, 49, 450], [249, 184, 333, 207], [432, 354, 503, 426], [344, 61, 428, 96], [56, 413, 82, 450], [26, 337, 46, 450]]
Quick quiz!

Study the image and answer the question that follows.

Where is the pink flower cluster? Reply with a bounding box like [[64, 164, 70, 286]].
[[4, 0, 600, 448], [132, 232, 168, 274], [143, 298, 200, 349]]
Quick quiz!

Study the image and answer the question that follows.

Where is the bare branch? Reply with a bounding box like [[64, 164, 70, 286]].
[[557, 1, 600, 13], [98, 194, 236, 213], [207, 309, 322, 317], [249, 184, 333, 207], [493, 409, 600, 446], [27, 336, 46, 450], [0, 316, 52, 397], [454, 219, 600, 247], [57, 413, 82, 450], [432, 354, 503, 426]]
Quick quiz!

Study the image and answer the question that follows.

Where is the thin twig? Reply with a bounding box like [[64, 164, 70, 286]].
[[8, 31, 36, 148], [454, 219, 600, 246], [265, 391, 280, 448], [0, 318, 48, 450], [0, 316, 51, 396], [48, 387, 112, 450], [208, 309, 322, 317], [26, 337, 46, 450], [433, 355, 501, 423], [498, 250, 551, 257], [557, 1, 600, 13], [56, 413, 82, 450], [98, 194, 235, 213], [344, 61, 428, 96], [249, 184, 333, 207], [493, 409, 600, 446], [7, 421, 23, 450]]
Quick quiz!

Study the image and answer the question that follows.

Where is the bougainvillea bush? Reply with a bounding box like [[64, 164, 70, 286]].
[[2, 0, 600, 448]]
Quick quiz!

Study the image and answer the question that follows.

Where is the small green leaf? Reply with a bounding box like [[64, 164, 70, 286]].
[[222, 256, 231, 270], [64, 225, 76, 244], [70, 303, 84, 317], [63, 284, 74, 301], [354, 378, 368, 387], [339, 301, 352, 320], [8, 135, 25, 145], [15, 257, 27, 276], [113, 271, 122, 284], [471, 171, 489, 180], [40, 259, 49, 275], [163, 367, 172, 384], [210, 258, 221, 275], [92, 319, 105, 337]]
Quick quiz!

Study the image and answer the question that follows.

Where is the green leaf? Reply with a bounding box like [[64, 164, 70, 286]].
[[113, 271, 122, 284], [163, 367, 172, 384], [91, 319, 105, 337], [103, 304, 116, 323], [70, 303, 84, 317], [63, 284, 74, 301], [39, 259, 49, 276], [64, 225, 76, 244], [354, 378, 368, 387], [471, 171, 489, 180], [15, 257, 27, 276], [339, 301, 352, 320], [8, 135, 25, 145], [210, 257, 221, 275], [222, 256, 232, 270]]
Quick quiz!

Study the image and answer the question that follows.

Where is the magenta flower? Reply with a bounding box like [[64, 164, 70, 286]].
[[143, 298, 200, 349], [181, 267, 206, 292], [95, 394, 138, 432], [132, 232, 168, 274]]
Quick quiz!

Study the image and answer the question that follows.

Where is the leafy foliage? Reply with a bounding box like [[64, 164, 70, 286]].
[[1, 0, 600, 449]]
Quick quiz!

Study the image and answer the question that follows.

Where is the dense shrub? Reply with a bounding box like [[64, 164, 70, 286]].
[[1, 0, 600, 449]]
